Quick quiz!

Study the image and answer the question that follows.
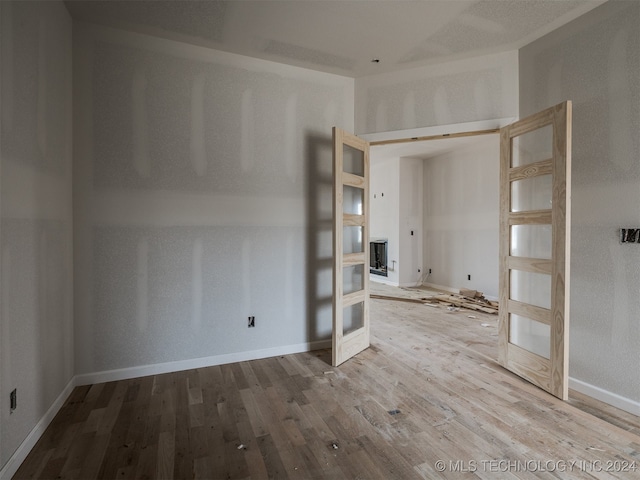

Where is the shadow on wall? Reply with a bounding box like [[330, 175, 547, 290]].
[[304, 132, 334, 350]]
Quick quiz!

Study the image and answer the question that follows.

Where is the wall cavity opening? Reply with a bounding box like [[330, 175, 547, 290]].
[[370, 239, 388, 277]]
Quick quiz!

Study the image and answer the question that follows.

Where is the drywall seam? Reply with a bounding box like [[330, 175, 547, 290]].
[[75, 21, 353, 88], [569, 377, 640, 417], [0, 378, 77, 480], [74, 340, 332, 386]]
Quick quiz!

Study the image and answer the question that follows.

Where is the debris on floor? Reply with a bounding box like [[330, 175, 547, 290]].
[[369, 285, 499, 314], [388, 409, 401, 416], [331, 442, 339, 450], [431, 291, 498, 314]]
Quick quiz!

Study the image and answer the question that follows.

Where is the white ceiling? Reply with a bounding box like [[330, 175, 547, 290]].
[[65, 0, 606, 78]]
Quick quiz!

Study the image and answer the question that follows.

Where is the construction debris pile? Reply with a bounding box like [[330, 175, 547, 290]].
[[370, 287, 498, 314], [429, 288, 498, 315]]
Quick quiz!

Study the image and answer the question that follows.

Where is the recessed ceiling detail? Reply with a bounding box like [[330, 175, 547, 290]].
[[64, 0, 607, 77], [261, 39, 357, 71]]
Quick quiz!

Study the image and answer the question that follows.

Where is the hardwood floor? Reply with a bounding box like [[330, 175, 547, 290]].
[[14, 294, 640, 479]]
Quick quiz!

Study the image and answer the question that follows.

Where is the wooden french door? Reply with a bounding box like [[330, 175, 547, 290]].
[[332, 127, 370, 366], [498, 101, 572, 400]]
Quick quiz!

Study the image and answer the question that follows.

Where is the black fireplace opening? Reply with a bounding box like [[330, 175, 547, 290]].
[[370, 240, 387, 277]]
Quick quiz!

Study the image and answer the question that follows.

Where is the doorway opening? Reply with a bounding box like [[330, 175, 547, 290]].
[[369, 130, 500, 297]]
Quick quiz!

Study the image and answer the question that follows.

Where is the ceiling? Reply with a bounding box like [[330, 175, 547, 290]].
[[65, 0, 606, 78]]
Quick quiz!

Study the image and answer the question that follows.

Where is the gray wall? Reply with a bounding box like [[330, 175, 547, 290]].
[[0, 0, 73, 469], [423, 136, 500, 298], [73, 23, 354, 375], [355, 50, 518, 134], [370, 157, 400, 285], [519, 0, 640, 403]]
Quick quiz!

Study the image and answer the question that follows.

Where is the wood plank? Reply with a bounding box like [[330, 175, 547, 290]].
[[507, 299, 551, 326], [507, 107, 554, 138], [509, 158, 552, 181], [343, 252, 366, 267], [342, 289, 365, 308], [156, 431, 175, 480], [507, 256, 552, 275], [370, 294, 428, 304], [343, 212, 365, 226], [550, 100, 571, 400], [507, 343, 551, 391], [499, 125, 510, 368], [433, 295, 498, 314], [343, 171, 365, 188], [508, 209, 552, 225], [369, 128, 499, 147]]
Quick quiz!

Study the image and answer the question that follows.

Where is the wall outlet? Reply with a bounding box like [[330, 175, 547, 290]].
[[467, 274, 471, 281], [418, 268, 421, 273], [248, 316, 255, 328], [429, 268, 432, 274], [10, 388, 17, 413]]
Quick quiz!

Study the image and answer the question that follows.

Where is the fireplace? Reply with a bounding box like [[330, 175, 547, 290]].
[[370, 239, 388, 277]]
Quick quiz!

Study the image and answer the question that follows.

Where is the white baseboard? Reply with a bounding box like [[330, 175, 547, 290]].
[[569, 377, 640, 416], [420, 282, 498, 301], [0, 378, 77, 480], [74, 340, 331, 386]]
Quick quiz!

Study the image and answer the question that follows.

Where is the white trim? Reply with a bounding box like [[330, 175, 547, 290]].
[[74, 340, 331, 386], [0, 378, 77, 480], [359, 117, 516, 144], [422, 282, 458, 294], [569, 377, 640, 417]]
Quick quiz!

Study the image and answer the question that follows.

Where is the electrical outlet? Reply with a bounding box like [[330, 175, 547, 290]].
[[429, 268, 432, 274], [467, 274, 471, 281], [248, 316, 255, 328], [418, 268, 421, 273], [10, 388, 16, 413]]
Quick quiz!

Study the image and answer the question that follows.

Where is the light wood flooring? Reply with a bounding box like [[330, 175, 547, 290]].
[[14, 289, 640, 479]]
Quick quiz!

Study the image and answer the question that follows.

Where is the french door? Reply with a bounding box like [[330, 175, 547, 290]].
[[499, 101, 572, 400], [332, 127, 370, 366]]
